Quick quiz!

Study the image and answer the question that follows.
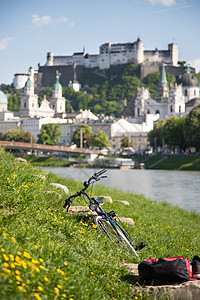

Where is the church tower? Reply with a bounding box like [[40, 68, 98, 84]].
[[49, 71, 66, 116], [157, 65, 169, 101], [20, 68, 38, 117]]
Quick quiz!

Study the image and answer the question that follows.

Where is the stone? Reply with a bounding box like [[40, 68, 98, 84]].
[[14, 157, 27, 164], [50, 183, 69, 194], [103, 196, 113, 203], [68, 206, 96, 215], [122, 263, 200, 300], [115, 200, 130, 205], [118, 217, 134, 226]]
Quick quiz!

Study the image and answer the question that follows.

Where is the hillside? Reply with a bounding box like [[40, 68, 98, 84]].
[[1, 64, 175, 117], [0, 149, 200, 299]]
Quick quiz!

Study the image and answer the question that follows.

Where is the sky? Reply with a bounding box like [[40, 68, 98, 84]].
[[0, 0, 200, 85]]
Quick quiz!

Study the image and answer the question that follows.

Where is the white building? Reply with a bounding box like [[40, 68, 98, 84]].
[[45, 39, 178, 70]]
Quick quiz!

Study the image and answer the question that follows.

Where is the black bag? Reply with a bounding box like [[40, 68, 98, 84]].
[[138, 257, 190, 284]]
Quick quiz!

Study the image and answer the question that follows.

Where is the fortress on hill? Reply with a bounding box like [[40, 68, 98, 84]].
[[14, 38, 187, 90]]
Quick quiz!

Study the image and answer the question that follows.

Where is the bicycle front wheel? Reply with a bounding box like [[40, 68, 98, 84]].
[[94, 215, 138, 257]]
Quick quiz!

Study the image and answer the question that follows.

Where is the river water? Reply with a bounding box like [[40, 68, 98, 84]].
[[42, 167, 200, 214]]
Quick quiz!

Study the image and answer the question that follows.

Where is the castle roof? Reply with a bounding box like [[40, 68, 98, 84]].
[[0, 90, 8, 104]]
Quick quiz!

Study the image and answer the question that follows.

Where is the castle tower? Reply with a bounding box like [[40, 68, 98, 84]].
[[157, 65, 169, 101], [49, 71, 66, 115], [168, 83, 185, 114], [135, 37, 144, 64], [46, 52, 54, 66], [20, 69, 38, 117]]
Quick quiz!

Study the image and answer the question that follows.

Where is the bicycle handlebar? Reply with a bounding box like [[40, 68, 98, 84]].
[[63, 169, 107, 210]]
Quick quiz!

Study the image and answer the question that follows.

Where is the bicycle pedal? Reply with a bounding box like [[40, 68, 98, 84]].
[[135, 242, 145, 251]]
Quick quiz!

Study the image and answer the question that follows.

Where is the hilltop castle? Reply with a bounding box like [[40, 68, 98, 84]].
[[14, 38, 180, 89]]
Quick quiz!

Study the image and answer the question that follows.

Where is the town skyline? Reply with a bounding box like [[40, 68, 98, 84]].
[[0, 0, 200, 85]]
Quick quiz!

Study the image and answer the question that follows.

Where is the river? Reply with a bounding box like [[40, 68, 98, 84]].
[[42, 167, 200, 214]]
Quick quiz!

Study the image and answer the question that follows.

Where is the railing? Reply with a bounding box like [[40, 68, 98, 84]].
[[0, 141, 102, 155]]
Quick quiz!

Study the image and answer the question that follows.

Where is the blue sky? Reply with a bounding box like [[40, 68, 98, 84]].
[[0, 0, 200, 85]]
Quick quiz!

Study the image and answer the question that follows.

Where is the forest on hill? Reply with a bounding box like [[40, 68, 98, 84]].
[[1, 63, 199, 117]]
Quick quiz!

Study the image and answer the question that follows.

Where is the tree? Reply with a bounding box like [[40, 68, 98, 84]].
[[164, 116, 186, 151], [72, 124, 93, 148], [121, 136, 134, 148], [91, 130, 110, 149], [183, 105, 200, 151], [2, 129, 36, 143], [37, 124, 62, 145], [148, 119, 166, 150]]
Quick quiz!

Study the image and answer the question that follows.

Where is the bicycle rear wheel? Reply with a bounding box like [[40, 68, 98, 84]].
[[94, 215, 138, 257]]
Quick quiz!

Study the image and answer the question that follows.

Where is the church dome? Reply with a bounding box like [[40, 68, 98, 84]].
[[177, 65, 199, 87], [0, 90, 8, 104], [53, 72, 62, 91], [25, 77, 34, 88]]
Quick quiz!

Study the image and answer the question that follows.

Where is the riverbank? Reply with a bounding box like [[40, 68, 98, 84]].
[[1, 149, 200, 299], [22, 154, 200, 171]]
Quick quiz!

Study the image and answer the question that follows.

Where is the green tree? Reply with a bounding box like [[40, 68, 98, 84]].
[[72, 124, 93, 148], [164, 116, 186, 151], [121, 136, 134, 148], [183, 105, 200, 150], [91, 130, 110, 149], [148, 119, 166, 150], [37, 124, 62, 145], [2, 129, 36, 143]]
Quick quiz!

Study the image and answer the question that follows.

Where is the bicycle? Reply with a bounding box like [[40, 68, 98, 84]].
[[63, 168, 145, 258]]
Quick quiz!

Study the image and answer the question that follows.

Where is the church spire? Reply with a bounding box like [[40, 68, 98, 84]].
[[157, 65, 169, 100], [160, 65, 167, 84]]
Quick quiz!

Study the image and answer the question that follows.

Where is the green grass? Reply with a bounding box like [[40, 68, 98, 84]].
[[144, 155, 200, 170], [0, 148, 200, 299], [21, 155, 72, 167]]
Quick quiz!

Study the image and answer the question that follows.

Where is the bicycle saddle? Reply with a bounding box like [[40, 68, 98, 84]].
[[95, 197, 105, 203]]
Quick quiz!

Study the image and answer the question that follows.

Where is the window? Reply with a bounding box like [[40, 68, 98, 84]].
[[185, 90, 187, 96], [170, 105, 173, 112], [32, 103, 34, 108], [179, 106, 181, 112], [24, 102, 26, 108], [156, 110, 160, 114], [147, 110, 150, 114], [194, 90, 196, 96], [138, 108, 140, 116]]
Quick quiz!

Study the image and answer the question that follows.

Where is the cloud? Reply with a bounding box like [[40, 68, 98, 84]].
[[148, 0, 176, 6], [32, 14, 71, 27], [190, 58, 200, 73], [0, 37, 14, 50]]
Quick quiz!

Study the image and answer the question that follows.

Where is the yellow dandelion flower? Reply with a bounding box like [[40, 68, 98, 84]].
[[2, 268, 11, 274], [23, 251, 31, 259], [56, 243, 60, 246], [33, 293, 42, 300], [3, 254, 9, 261], [60, 250, 63, 254], [64, 262, 68, 266], [18, 286, 26, 292], [34, 245, 38, 249], [1, 248, 5, 252], [39, 258, 44, 263], [57, 284, 62, 289], [3, 262, 9, 267], [44, 276, 49, 282], [54, 287, 60, 295], [91, 272, 94, 275], [31, 260, 39, 264], [16, 275, 22, 281], [17, 251, 22, 256], [11, 237, 16, 243], [37, 286, 44, 291], [15, 270, 20, 275], [39, 265, 45, 270], [10, 263, 15, 268], [9, 254, 14, 261], [62, 294, 67, 298], [64, 277, 68, 280]]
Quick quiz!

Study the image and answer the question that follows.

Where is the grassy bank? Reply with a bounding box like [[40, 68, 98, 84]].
[[20, 155, 72, 167], [143, 155, 200, 170], [0, 149, 200, 299]]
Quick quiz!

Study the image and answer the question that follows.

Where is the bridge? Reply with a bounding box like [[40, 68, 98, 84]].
[[0, 141, 102, 155]]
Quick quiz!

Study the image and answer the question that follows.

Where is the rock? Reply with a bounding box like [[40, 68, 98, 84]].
[[34, 174, 46, 180], [115, 200, 130, 205], [68, 206, 96, 215], [50, 183, 69, 194], [14, 157, 27, 164], [103, 196, 113, 203], [118, 217, 135, 226], [122, 263, 200, 300]]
